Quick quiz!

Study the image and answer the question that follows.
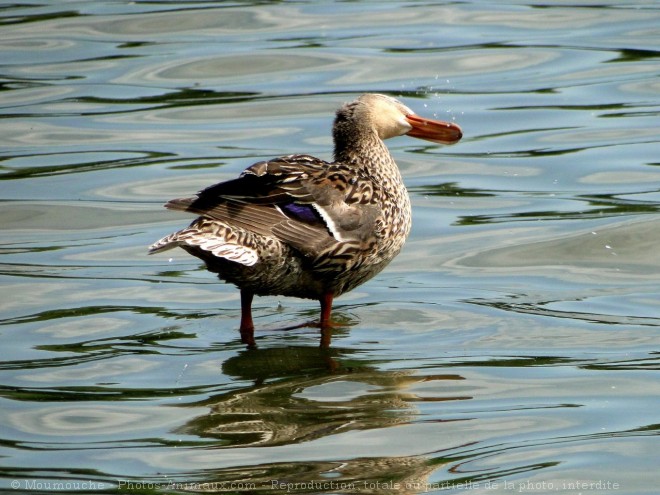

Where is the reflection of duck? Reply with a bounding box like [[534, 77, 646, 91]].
[[200, 456, 439, 495], [179, 346, 468, 448], [177, 346, 469, 493], [149, 94, 462, 346]]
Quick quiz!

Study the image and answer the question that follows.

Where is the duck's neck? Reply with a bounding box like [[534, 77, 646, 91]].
[[333, 125, 400, 178], [333, 119, 412, 241]]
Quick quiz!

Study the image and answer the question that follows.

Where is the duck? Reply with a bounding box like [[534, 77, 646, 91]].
[[149, 94, 462, 347]]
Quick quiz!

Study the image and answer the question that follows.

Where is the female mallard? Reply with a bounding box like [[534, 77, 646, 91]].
[[150, 94, 462, 347]]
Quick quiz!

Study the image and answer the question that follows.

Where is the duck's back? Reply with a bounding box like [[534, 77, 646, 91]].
[[149, 152, 411, 299]]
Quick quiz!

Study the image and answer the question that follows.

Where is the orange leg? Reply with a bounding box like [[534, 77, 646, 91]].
[[319, 292, 334, 348], [239, 289, 256, 347]]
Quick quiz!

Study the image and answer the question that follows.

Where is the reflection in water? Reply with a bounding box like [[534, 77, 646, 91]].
[[168, 346, 469, 493], [187, 456, 439, 495], [179, 346, 468, 448]]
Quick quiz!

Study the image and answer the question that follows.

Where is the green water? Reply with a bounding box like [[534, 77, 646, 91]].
[[1, 1, 659, 494]]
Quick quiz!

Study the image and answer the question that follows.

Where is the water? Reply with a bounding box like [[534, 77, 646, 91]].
[[1, 1, 659, 493]]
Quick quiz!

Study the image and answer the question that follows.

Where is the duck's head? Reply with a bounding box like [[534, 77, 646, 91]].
[[341, 93, 462, 145]]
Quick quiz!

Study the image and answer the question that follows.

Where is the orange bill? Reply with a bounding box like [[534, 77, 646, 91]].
[[405, 114, 462, 145]]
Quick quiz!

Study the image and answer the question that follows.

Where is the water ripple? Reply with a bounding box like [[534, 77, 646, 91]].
[[1, 1, 659, 492]]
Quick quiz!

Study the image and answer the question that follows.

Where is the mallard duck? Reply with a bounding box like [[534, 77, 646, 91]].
[[149, 94, 462, 347]]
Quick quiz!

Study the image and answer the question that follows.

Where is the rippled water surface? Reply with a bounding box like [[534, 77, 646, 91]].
[[1, 1, 659, 493]]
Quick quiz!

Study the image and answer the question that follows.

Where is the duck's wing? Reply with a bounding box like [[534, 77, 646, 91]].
[[165, 154, 380, 257]]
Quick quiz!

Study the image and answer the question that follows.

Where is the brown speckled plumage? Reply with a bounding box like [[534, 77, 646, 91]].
[[149, 94, 462, 347]]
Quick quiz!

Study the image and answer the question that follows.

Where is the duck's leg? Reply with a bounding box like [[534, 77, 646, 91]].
[[319, 291, 334, 348], [252, 292, 335, 345], [239, 289, 256, 347]]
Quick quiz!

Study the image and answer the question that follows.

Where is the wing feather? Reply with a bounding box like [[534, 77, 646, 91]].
[[163, 154, 380, 257]]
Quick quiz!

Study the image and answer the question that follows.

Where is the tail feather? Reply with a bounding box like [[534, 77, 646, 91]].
[[148, 227, 259, 266], [148, 233, 180, 254], [164, 197, 194, 212]]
